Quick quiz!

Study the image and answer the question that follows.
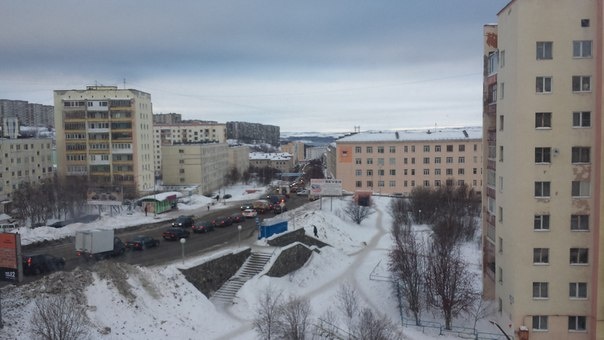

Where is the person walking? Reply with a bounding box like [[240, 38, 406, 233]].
[[144, 205, 148, 216], [313, 225, 318, 238]]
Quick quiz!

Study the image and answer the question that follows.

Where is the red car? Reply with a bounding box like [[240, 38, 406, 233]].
[[125, 236, 160, 250], [212, 216, 233, 228], [162, 227, 190, 241], [192, 221, 215, 233]]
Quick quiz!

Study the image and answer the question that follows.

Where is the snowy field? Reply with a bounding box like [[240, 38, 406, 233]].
[[0, 185, 505, 340]]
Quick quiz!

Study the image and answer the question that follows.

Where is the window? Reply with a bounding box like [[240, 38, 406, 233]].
[[487, 51, 498, 74], [355, 181, 362, 188], [423, 180, 430, 186], [366, 170, 373, 176], [500, 50, 505, 67], [423, 157, 430, 164], [367, 158, 373, 165], [389, 158, 396, 165], [535, 181, 551, 197], [389, 169, 396, 176], [366, 146, 373, 153], [367, 181, 373, 188], [500, 82, 505, 99], [435, 157, 441, 164], [435, 169, 441, 175], [446, 169, 453, 176], [411, 158, 415, 164], [533, 248, 549, 264], [423, 145, 430, 152], [573, 40, 592, 58], [536, 41, 553, 60], [571, 147, 590, 163], [536, 76, 552, 93], [376, 146, 384, 153], [404, 146, 408, 153], [536, 112, 552, 128], [569, 282, 587, 299], [446, 145, 453, 152], [533, 282, 549, 299], [423, 169, 430, 175], [571, 215, 589, 231], [355, 169, 362, 176], [378, 169, 384, 176], [572, 181, 590, 197], [389, 180, 395, 187], [573, 111, 591, 127], [498, 206, 503, 222], [458, 157, 465, 163], [581, 19, 590, 27], [489, 84, 497, 103], [389, 146, 396, 153], [435, 145, 441, 152], [499, 146, 504, 162], [570, 248, 588, 264], [403, 158, 408, 164], [458, 168, 464, 175], [434, 180, 441, 186], [355, 158, 362, 165], [355, 146, 361, 153], [533, 316, 548, 331], [377, 158, 384, 166], [573, 76, 591, 92], [378, 181, 384, 187], [535, 147, 551, 163], [568, 316, 587, 331], [446, 157, 453, 164], [411, 169, 415, 175], [534, 215, 550, 231]]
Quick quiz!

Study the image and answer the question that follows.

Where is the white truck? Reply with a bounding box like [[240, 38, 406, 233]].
[[75, 229, 125, 260]]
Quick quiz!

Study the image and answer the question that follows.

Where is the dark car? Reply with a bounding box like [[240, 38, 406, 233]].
[[162, 227, 190, 241], [229, 212, 244, 224], [172, 215, 194, 228], [50, 221, 67, 228], [212, 216, 233, 228], [192, 220, 215, 233], [22, 254, 65, 276], [240, 204, 253, 211], [273, 205, 287, 214], [126, 235, 160, 250]]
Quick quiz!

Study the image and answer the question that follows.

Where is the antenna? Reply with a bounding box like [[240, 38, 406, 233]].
[[123, 78, 126, 89]]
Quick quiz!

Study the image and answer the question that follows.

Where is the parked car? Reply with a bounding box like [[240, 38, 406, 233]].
[[125, 235, 160, 250], [172, 215, 194, 228], [242, 208, 258, 218], [229, 212, 244, 224], [192, 220, 215, 233], [22, 254, 65, 276], [50, 221, 67, 228], [162, 227, 190, 241], [240, 204, 253, 211], [273, 205, 287, 214], [212, 216, 233, 228], [296, 189, 309, 196]]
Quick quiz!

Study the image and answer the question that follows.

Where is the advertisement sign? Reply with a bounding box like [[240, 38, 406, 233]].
[[0, 233, 20, 282], [310, 179, 343, 196]]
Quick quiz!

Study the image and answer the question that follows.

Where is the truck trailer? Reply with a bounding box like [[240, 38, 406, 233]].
[[75, 229, 125, 260]]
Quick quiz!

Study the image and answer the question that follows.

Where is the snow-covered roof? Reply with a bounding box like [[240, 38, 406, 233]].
[[249, 152, 292, 160], [139, 191, 183, 201], [336, 126, 482, 143]]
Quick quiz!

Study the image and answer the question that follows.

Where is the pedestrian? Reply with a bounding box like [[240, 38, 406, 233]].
[[144, 205, 148, 216], [313, 225, 318, 238], [207, 203, 210, 211]]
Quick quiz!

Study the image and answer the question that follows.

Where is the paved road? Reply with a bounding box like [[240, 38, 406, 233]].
[[16, 193, 309, 284]]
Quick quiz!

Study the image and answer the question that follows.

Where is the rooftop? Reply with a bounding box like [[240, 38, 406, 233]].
[[336, 126, 481, 143]]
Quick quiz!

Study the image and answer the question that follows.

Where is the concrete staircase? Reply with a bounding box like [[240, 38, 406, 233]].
[[211, 251, 273, 304]]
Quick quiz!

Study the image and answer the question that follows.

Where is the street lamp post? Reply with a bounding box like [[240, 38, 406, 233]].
[[418, 209, 422, 224], [180, 238, 186, 264], [238, 225, 242, 249]]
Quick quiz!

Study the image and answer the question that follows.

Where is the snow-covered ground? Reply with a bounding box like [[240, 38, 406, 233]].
[[0, 185, 505, 340]]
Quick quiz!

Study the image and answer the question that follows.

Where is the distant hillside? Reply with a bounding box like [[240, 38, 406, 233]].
[[280, 132, 345, 146]]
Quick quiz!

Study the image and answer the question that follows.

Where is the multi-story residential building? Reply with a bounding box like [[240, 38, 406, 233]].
[[249, 152, 294, 173], [281, 141, 305, 164], [54, 86, 154, 199], [228, 145, 250, 176], [226, 121, 280, 146], [153, 122, 227, 176], [482, 1, 604, 337], [161, 143, 228, 194], [153, 113, 182, 125], [0, 99, 54, 128], [306, 146, 327, 161], [335, 127, 482, 196], [325, 143, 337, 179], [0, 136, 54, 203]]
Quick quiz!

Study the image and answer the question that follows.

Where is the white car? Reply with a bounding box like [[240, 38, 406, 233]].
[[242, 209, 258, 218], [296, 189, 309, 196]]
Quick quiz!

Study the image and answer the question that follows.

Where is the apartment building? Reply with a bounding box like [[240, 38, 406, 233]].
[[482, 1, 604, 338], [0, 137, 54, 203], [249, 152, 294, 173], [161, 143, 228, 194], [54, 86, 154, 199], [228, 144, 250, 176], [0, 99, 54, 128], [281, 141, 305, 164], [153, 122, 227, 176], [335, 127, 482, 196]]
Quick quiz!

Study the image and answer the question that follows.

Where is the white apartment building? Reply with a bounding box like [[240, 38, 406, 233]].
[[483, 1, 604, 338], [335, 127, 482, 196], [54, 86, 154, 198], [153, 122, 227, 176]]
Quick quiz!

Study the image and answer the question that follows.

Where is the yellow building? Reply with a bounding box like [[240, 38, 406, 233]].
[[54, 86, 154, 198], [483, 1, 604, 338], [335, 128, 482, 196]]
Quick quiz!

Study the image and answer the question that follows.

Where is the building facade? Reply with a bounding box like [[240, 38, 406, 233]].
[[249, 152, 294, 173], [228, 145, 250, 176], [0, 137, 54, 202], [54, 86, 155, 198], [482, 1, 604, 338], [153, 122, 227, 176], [161, 143, 228, 194], [335, 128, 482, 196], [281, 141, 305, 164], [0, 99, 54, 128]]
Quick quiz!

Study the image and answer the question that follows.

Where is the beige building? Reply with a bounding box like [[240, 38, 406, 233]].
[[228, 145, 250, 176], [335, 127, 482, 196], [161, 143, 228, 194], [483, 1, 604, 338], [153, 122, 227, 176], [281, 141, 305, 164], [249, 152, 294, 173], [54, 86, 154, 198], [0, 137, 54, 202]]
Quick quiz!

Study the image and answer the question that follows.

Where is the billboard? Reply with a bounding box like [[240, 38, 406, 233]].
[[310, 179, 343, 196], [0, 233, 20, 282]]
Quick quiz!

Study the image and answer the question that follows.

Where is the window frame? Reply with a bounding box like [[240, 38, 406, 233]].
[[535, 112, 552, 129], [568, 316, 587, 332], [570, 248, 589, 265], [571, 147, 590, 163], [532, 315, 548, 331], [572, 111, 591, 128], [536, 41, 553, 60], [532, 282, 549, 299], [571, 181, 590, 198], [536, 76, 552, 93], [533, 248, 550, 265], [535, 147, 551, 163], [569, 282, 587, 299], [570, 214, 589, 231], [534, 181, 551, 198], [534, 214, 550, 231], [572, 76, 591, 92], [573, 40, 592, 58]]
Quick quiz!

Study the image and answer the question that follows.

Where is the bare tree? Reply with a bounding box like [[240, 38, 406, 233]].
[[253, 286, 284, 340], [424, 244, 478, 330], [469, 298, 496, 332], [352, 308, 402, 340], [30, 294, 89, 340], [342, 201, 374, 225], [387, 197, 412, 227], [388, 223, 425, 326], [275, 295, 312, 340], [335, 282, 359, 334]]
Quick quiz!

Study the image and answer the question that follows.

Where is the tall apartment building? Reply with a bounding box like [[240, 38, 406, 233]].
[[54, 86, 154, 199], [153, 122, 227, 176], [335, 127, 482, 196], [0, 99, 54, 128], [482, 1, 604, 337], [281, 141, 305, 164], [153, 113, 182, 125]]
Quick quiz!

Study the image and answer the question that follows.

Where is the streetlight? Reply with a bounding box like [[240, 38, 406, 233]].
[[179, 238, 186, 264], [418, 209, 422, 224], [238, 225, 242, 248]]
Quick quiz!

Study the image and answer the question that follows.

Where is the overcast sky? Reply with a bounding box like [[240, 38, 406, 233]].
[[1, 1, 509, 133]]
